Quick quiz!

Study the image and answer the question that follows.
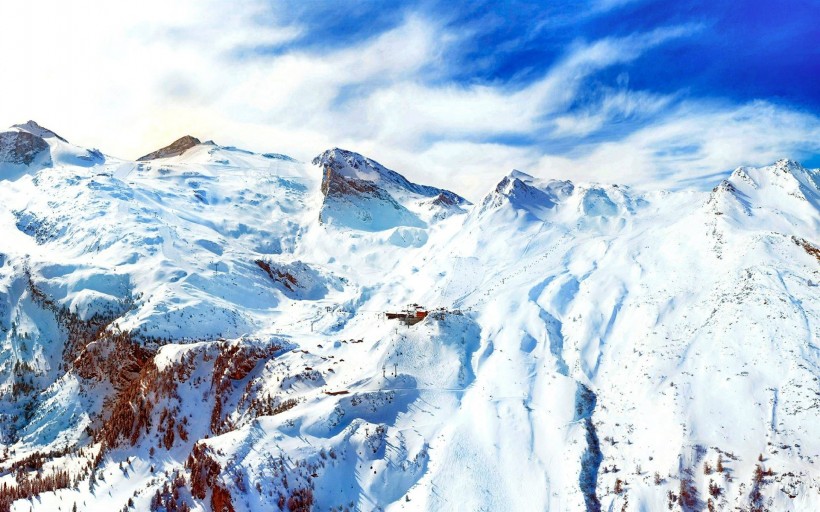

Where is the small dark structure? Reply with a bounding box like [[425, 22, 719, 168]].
[[385, 304, 429, 325]]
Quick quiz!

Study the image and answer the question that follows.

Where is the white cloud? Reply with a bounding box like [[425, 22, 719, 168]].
[[0, 0, 305, 153], [551, 88, 672, 137], [0, 2, 817, 202], [532, 100, 820, 190]]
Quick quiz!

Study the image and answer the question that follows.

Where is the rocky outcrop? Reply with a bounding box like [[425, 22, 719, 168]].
[[0, 130, 49, 165], [313, 147, 466, 204], [137, 135, 201, 161], [313, 147, 466, 230]]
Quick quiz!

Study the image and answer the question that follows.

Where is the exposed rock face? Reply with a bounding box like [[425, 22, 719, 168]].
[[137, 135, 201, 161], [313, 147, 466, 230], [317, 161, 425, 230], [319, 162, 386, 198], [431, 192, 459, 207], [0, 130, 49, 165], [313, 147, 465, 204]]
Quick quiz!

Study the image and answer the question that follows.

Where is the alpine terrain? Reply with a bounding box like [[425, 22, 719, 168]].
[[0, 121, 817, 512]]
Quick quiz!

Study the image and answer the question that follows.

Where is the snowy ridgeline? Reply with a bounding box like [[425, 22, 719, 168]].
[[0, 123, 818, 511]]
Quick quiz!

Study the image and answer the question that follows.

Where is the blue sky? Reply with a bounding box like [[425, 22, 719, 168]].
[[271, 0, 819, 108], [1, 0, 819, 198]]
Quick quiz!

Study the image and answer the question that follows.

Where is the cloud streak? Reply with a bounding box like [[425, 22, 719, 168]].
[[1, 0, 818, 201]]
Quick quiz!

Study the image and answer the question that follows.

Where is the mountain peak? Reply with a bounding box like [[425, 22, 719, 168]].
[[507, 169, 536, 183], [313, 147, 467, 231], [477, 171, 585, 222], [314, 147, 466, 203], [12, 120, 68, 142], [728, 158, 819, 196], [312, 147, 390, 182], [481, 172, 556, 213], [137, 135, 201, 161], [773, 158, 820, 187], [1, 126, 52, 170], [773, 158, 801, 169]]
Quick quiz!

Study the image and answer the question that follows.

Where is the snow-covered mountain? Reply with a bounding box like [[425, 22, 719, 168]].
[[0, 122, 817, 512], [314, 148, 467, 231]]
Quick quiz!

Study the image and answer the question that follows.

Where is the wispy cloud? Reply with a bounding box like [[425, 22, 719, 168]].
[[0, 0, 818, 201], [532, 100, 820, 190]]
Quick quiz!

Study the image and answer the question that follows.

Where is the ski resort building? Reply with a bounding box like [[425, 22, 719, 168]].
[[385, 304, 429, 325]]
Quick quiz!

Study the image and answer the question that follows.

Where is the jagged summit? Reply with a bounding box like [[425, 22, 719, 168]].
[[766, 158, 819, 191], [314, 147, 467, 231], [12, 120, 68, 142], [486, 172, 556, 209], [507, 169, 537, 183], [313, 147, 399, 183], [728, 158, 819, 187], [478, 168, 648, 228], [313, 147, 467, 204], [1, 121, 107, 176], [137, 135, 202, 161], [0, 122, 59, 173], [723, 158, 820, 208], [480, 169, 575, 215], [701, 158, 819, 241]]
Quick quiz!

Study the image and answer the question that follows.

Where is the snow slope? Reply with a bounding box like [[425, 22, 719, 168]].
[[0, 124, 817, 512]]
